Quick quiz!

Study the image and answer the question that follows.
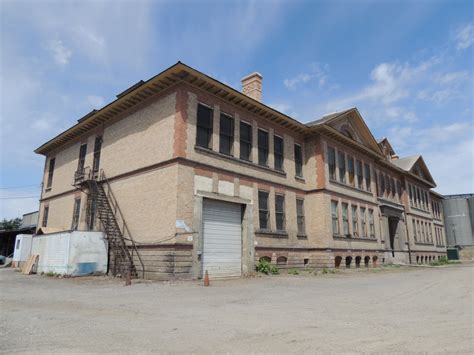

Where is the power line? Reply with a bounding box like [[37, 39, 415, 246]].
[[0, 184, 41, 190], [0, 196, 40, 200]]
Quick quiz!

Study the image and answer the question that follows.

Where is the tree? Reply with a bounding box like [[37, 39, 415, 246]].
[[0, 217, 22, 231]]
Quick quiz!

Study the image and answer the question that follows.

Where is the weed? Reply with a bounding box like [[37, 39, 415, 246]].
[[288, 269, 299, 275], [321, 267, 336, 274], [255, 260, 279, 275]]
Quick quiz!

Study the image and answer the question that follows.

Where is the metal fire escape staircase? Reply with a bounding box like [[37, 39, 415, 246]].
[[74, 168, 144, 278]]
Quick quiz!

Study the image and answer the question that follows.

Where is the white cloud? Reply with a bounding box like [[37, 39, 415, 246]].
[[48, 39, 72, 65], [434, 71, 470, 85], [284, 63, 329, 90], [86, 95, 105, 108], [268, 102, 291, 114], [454, 23, 474, 50]]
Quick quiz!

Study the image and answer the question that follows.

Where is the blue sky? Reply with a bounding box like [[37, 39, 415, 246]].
[[1, 0, 473, 219]]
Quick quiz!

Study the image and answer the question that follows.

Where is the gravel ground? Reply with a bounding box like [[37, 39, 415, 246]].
[[1, 265, 473, 354]]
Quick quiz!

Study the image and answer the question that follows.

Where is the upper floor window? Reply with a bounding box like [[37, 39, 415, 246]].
[[196, 104, 213, 149], [219, 113, 234, 156], [356, 160, 363, 189], [239, 121, 252, 161], [258, 190, 270, 230], [275, 194, 285, 231], [348, 157, 355, 187], [42, 205, 49, 228], [368, 209, 375, 238], [294, 144, 303, 177], [328, 147, 336, 180], [77, 143, 87, 173], [296, 199, 305, 235], [274, 135, 284, 171], [351, 205, 358, 237], [71, 197, 81, 230], [92, 136, 102, 175], [364, 163, 371, 191], [258, 129, 269, 167], [360, 207, 367, 237], [342, 203, 349, 236], [412, 219, 417, 242], [46, 158, 55, 189], [331, 201, 339, 235], [338, 151, 346, 183]]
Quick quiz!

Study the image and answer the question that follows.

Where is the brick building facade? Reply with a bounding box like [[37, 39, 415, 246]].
[[34, 62, 447, 279]]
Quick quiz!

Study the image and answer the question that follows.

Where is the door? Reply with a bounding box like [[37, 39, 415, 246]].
[[388, 217, 399, 257], [202, 199, 242, 278]]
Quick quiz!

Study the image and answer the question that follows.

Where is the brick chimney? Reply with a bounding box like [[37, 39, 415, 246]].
[[241, 72, 263, 102]]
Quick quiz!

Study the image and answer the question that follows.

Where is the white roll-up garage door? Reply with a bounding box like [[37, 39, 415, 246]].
[[202, 199, 242, 278]]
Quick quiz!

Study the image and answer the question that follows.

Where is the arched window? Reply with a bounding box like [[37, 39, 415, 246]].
[[364, 256, 370, 267], [335, 256, 342, 268], [345, 256, 352, 268], [276, 256, 288, 265]]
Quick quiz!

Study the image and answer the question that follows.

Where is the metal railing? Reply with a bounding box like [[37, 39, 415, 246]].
[[98, 169, 145, 279]]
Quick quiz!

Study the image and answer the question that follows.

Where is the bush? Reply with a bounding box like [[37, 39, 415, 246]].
[[430, 256, 450, 266], [255, 259, 279, 275]]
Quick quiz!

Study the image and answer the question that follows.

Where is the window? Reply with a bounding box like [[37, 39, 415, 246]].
[[360, 207, 367, 237], [87, 197, 97, 230], [257, 129, 269, 166], [258, 190, 270, 230], [342, 203, 349, 236], [239, 121, 252, 161], [348, 157, 355, 186], [296, 199, 305, 235], [385, 175, 390, 197], [338, 151, 346, 183], [351, 205, 358, 237], [294, 144, 303, 177], [356, 160, 363, 189], [196, 104, 213, 149], [368, 209, 375, 238], [274, 135, 284, 171], [77, 143, 87, 173], [71, 197, 81, 230], [92, 136, 102, 175], [328, 147, 336, 180], [331, 201, 339, 235], [219, 113, 234, 155], [364, 164, 371, 191], [380, 173, 385, 196], [275, 194, 285, 231], [42, 205, 49, 228], [16, 239, 20, 250], [390, 178, 395, 198], [397, 181, 402, 200], [46, 157, 55, 188], [412, 219, 417, 242]]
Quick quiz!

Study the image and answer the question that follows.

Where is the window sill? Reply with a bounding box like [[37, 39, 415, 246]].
[[414, 242, 435, 246], [329, 179, 373, 196], [195, 145, 287, 177], [410, 206, 430, 214], [44, 187, 52, 192], [256, 229, 288, 238], [297, 234, 308, 240], [333, 235, 378, 242], [295, 175, 305, 183]]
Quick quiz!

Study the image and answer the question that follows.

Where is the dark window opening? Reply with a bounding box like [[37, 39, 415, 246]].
[[294, 144, 303, 177], [275, 194, 285, 231], [196, 104, 213, 149], [258, 129, 269, 166], [77, 143, 87, 173], [219, 113, 234, 155], [338, 151, 346, 183], [42, 206, 49, 228], [356, 160, 363, 189], [259, 256, 271, 263], [274, 135, 284, 171], [296, 199, 305, 235], [345, 256, 352, 268], [71, 198, 81, 230], [258, 190, 269, 230], [46, 158, 55, 188], [335, 256, 342, 268], [355, 256, 361, 268], [364, 256, 370, 267], [277, 256, 288, 265], [364, 163, 371, 191], [328, 147, 336, 180], [87, 197, 97, 230], [348, 157, 355, 186], [239, 121, 252, 161], [304, 258, 309, 266], [92, 136, 103, 175]]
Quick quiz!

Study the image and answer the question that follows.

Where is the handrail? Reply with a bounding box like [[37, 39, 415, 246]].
[[98, 169, 145, 278]]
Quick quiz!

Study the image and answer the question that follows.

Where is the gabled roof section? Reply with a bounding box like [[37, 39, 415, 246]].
[[35, 62, 307, 155], [392, 155, 436, 187], [307, 108, 382, 155], [377, 137, 396, 157]]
